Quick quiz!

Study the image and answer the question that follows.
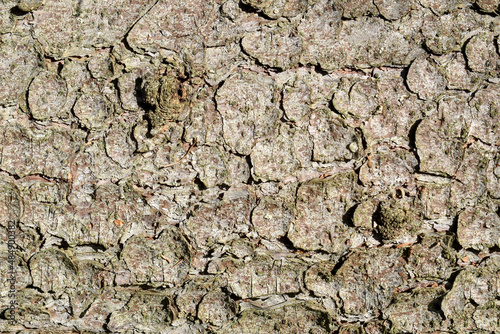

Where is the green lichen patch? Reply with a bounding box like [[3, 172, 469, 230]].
[[376, 198, 421, 241], [143, 73, 190, 127]]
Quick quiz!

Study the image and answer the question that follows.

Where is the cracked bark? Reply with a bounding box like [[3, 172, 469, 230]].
[[1, 0, 500, 333]]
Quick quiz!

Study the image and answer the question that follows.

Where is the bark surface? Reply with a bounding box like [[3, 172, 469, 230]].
[[1, 0, 500, 333]]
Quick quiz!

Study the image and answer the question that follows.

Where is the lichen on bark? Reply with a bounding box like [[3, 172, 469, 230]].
[[1, 0, 500, 332]]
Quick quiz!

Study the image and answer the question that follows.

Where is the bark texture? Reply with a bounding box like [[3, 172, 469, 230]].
[[1, 0, 500, 333]]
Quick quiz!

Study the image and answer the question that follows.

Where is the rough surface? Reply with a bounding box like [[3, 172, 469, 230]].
[[0, 0, 500, 333]]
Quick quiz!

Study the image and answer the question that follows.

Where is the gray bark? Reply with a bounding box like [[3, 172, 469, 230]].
[[1, 0, 500, 332]]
